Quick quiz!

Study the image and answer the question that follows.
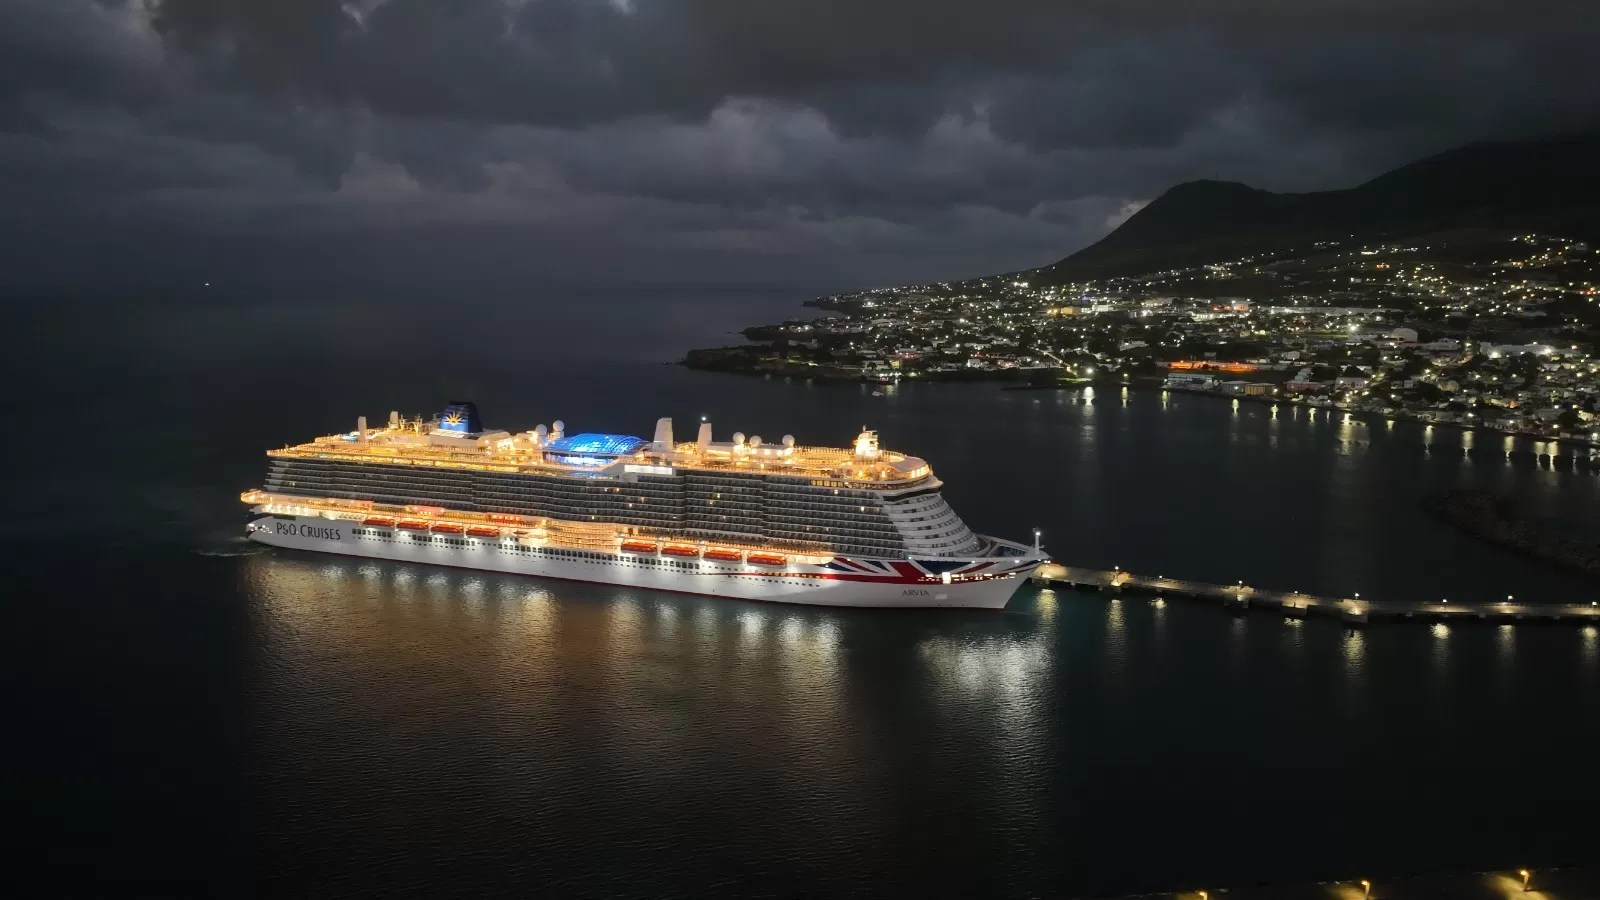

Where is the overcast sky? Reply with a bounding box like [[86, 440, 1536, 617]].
[[3, 0, 1597, 299]]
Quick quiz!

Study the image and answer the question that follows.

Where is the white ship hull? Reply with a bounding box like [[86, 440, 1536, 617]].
[[246, 515, 1037, 610]]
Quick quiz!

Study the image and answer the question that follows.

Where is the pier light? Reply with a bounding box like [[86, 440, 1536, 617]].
[[1360, 879, 1372, 899], [1520, 868, 1532, 891]]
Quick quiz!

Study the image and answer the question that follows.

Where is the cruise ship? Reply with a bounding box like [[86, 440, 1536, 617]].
[[242, 402, 1045, 608]]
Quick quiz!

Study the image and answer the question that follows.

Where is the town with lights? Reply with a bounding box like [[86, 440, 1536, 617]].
[[687, 232, 1600, 444]]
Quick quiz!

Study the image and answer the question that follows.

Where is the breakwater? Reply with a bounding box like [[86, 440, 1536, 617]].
[[1421, 489, 1600, 578]]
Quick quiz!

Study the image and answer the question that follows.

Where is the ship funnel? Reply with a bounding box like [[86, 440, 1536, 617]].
[[696, 421, 712, 451], [357, 416, 368, 444], [653, 417, 675, 452]]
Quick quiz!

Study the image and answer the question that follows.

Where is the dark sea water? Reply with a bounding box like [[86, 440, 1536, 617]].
[[8, 289, 1600, 898]]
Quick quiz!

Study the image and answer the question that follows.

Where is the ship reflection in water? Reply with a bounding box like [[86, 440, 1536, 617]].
[[240, 549, 1600, 898]]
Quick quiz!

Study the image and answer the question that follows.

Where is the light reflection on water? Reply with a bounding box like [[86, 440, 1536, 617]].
[[224, 548, 1600, 896]]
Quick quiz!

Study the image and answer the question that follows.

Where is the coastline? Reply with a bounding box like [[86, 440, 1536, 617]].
[[679, 355, 1600, 457], [1145, 380, 1600, 454]]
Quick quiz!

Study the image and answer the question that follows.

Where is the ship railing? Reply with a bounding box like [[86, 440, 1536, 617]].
[[247, 490, 848, 560], [273, 443, 931, 486]]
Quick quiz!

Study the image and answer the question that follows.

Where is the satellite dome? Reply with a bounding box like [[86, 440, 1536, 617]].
[[732, 431, 746, 445], [781, 434, 795, 447]]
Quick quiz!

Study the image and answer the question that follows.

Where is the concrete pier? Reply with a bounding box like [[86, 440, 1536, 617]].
[[1031, 563, 1600, 625]]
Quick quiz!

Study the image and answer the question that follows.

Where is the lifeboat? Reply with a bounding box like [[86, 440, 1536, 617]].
[[619, 540, 658, 554], [747, 553, 787, 567], [488, 513, 524, 524], [466, 525, 500, 538], [661, 545, 699, 559], [703, 548, 743, 563], [362, 516, 396, 527], [430, 523, 465, 535], [397, 519, 430, 531]]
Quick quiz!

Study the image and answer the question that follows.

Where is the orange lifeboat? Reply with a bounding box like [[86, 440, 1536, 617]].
[[703, 548, 743, 563], [466, 525, 500, 538], [747, 553, 787, 567], [620, 540, 658, 554], [430, 523, 465, 535], [661, 545, 699, 558], [362, 516, 396, 527], [397, 519, 430, 531]]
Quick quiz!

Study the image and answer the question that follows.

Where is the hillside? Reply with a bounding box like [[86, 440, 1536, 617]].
[[1042, 131, 1600, 278]]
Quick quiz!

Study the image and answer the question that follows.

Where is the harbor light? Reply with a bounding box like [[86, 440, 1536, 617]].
[[1361, 879, 1372, 899], [1521, 868, 1532, 891]]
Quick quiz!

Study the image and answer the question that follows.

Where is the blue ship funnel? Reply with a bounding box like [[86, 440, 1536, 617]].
[[438, 401, 485, 435]]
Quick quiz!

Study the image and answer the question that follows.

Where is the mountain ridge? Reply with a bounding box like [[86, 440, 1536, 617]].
[[1042, 131, 1600, 278]]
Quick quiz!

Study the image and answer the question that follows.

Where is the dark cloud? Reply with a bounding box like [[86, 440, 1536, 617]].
[[1, 0, 1597, 299]]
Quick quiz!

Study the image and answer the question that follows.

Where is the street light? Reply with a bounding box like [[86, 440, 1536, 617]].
[[1360, 879, 1372, 899], [1520, 869, 1532, 891]]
